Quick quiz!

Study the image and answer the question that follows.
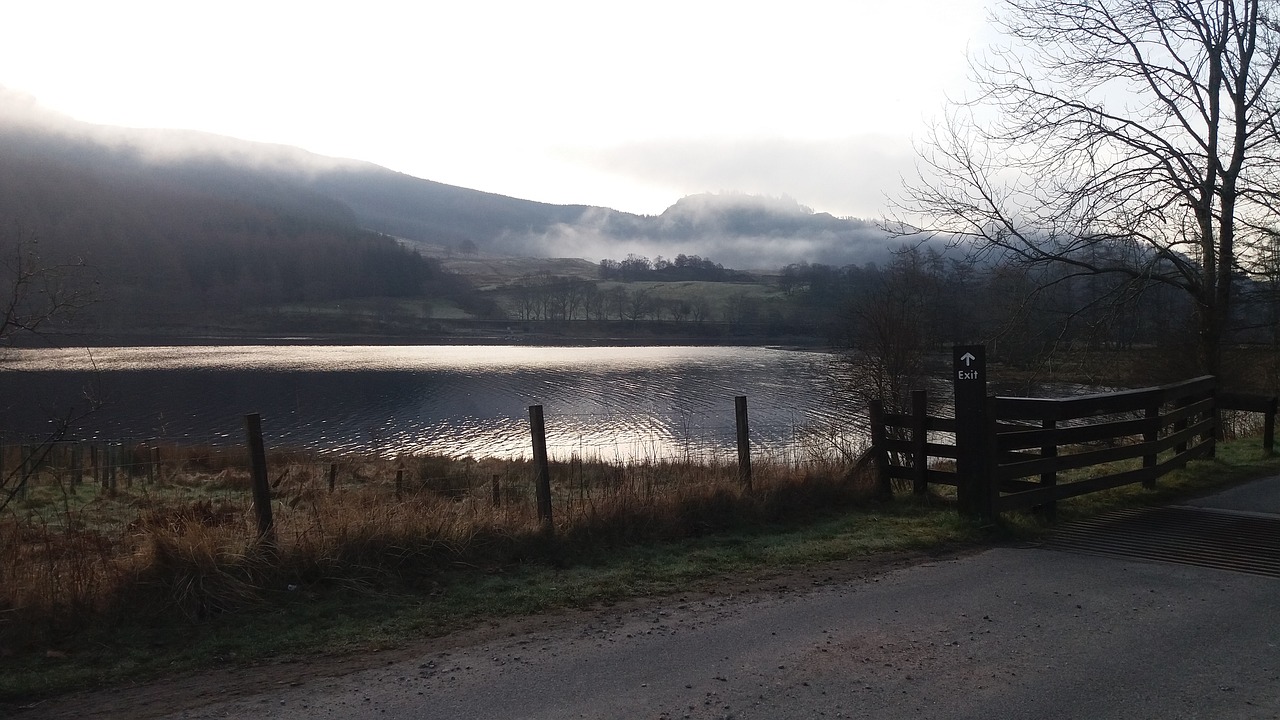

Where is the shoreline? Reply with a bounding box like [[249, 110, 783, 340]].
[[8, 329, 836, 350]]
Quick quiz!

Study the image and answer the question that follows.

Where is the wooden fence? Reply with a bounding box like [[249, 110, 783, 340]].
[[870, 375, 1278, 518]]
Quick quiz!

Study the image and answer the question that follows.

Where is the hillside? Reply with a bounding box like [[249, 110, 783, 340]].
[[1, 88, 896, 268], [0, 98, 478, 338], [0, 88, 905, 342]]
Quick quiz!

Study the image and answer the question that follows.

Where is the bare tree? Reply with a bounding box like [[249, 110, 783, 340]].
[[624, 287, 655, 321], [892, 0, 1280, 377], [0, 230, 93, 513], [1, 230, 90, 344], [841, 257, 931, 413]]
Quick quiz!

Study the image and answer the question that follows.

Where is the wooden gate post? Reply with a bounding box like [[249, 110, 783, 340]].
[[529, 405, 553, 533], [1264, 396, 1277, 456], [244, 413, 275, 545], [911, 389, 929, 496], [867, 399, 892, 500], [1036, 418, 1058, 521], [1142, 403, 1160, 489], [734, 396, 752, 490], [953, 345, 992, 518]]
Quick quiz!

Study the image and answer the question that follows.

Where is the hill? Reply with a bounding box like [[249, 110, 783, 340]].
[[0, 91, 479, 338], [0, 88, 904, 342], [1, 88, 896, 268]]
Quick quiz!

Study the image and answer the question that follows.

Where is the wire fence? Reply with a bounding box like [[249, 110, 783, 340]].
[[0, 404, 883, 652], [0, 402, 868, 473], [0, 402, 871, 535]]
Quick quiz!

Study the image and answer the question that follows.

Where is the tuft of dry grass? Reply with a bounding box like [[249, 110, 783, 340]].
[[0, 447, 876, 653]]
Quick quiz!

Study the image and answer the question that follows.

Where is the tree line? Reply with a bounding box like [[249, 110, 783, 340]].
[[508, 273, 715, 323], [597, 253, 748, 282]]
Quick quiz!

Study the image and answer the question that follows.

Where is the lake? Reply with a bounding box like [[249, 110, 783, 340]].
[[0, 345, 865, 463]]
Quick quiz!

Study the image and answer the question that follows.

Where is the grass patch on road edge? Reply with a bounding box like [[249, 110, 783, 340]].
[[1000, 436, 1280, 533]]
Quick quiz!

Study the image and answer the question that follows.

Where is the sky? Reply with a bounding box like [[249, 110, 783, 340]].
[[0, 0, 992, 219]]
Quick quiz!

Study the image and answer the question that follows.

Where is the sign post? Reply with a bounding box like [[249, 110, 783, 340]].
[[952, 345, 990, 517]]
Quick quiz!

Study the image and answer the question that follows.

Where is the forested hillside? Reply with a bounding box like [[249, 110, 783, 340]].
[[0, 122, 474, 336]]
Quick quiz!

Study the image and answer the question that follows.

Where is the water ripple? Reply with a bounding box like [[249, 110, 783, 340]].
[[0, 345, 865, 461]]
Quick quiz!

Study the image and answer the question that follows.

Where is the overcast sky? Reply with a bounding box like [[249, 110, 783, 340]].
[[1, 0, 991, 218]]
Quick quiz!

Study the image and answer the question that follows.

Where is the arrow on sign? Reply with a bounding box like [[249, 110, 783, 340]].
[[961, 352, 976, 367]]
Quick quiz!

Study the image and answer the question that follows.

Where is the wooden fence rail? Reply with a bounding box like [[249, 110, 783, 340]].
[[870, 374, 1277, 518], [868, 389, 959, 498], [987, 375, 1216, 516]]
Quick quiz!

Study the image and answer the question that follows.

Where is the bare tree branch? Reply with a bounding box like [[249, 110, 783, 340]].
[[889, 0, 1280, 376]]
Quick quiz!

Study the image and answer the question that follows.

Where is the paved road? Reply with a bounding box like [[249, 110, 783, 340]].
[[62, 477, 1280, 719]]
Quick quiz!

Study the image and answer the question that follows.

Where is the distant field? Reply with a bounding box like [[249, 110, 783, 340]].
[[436, 254, 601, 290], [253, 249, 796, 333], [595, 279, 784, 304], [266, 296, 480, 324], [429, 250, 789, 324]]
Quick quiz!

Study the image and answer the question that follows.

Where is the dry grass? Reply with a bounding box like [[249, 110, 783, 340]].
[[0, 447, 875, 654]]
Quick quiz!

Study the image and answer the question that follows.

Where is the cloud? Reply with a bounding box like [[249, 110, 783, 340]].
[[0, 84, 361, 178], [561, 135, 919, 219], [0, 86, 79, 131]]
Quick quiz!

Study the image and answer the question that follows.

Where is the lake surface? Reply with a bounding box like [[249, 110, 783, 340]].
[[0, 346, 864, 462]]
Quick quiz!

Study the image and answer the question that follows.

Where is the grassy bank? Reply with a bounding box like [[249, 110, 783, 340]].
[[2, 437, 1278, 703]]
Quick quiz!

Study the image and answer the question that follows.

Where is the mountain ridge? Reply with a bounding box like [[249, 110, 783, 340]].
[[0, 87, 894, 269]]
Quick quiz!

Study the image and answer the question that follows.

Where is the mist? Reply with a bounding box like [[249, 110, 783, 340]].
[[0, 86, 360, 177], [501, 193, 903, 270]]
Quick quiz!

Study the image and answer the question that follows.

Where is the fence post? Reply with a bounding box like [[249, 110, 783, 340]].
[[953, 345, 990, 518], [1207, 382, 1219, 459], [328, 462, 338, 493], [1173, 396, 1190, 454], [69, 443, 81, 488], [396, 467, 404, 501], [529, 405, 553, 533], [91, 444, 101, 489], [244, 413, 275, 545], [1037, 418, 1058, 521], [19, 444, 32, 499], [1264, 397, 1277, 456], [982, 396, 1001, 519], [734, 396, 752, 490], [1142, 403, 1160, 489], [911, 390, 928, 496], [866, 400, 893, 499], [107, 444, 118, 493], [15, 446, 26, 500], [492, 474, 501, 507]]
